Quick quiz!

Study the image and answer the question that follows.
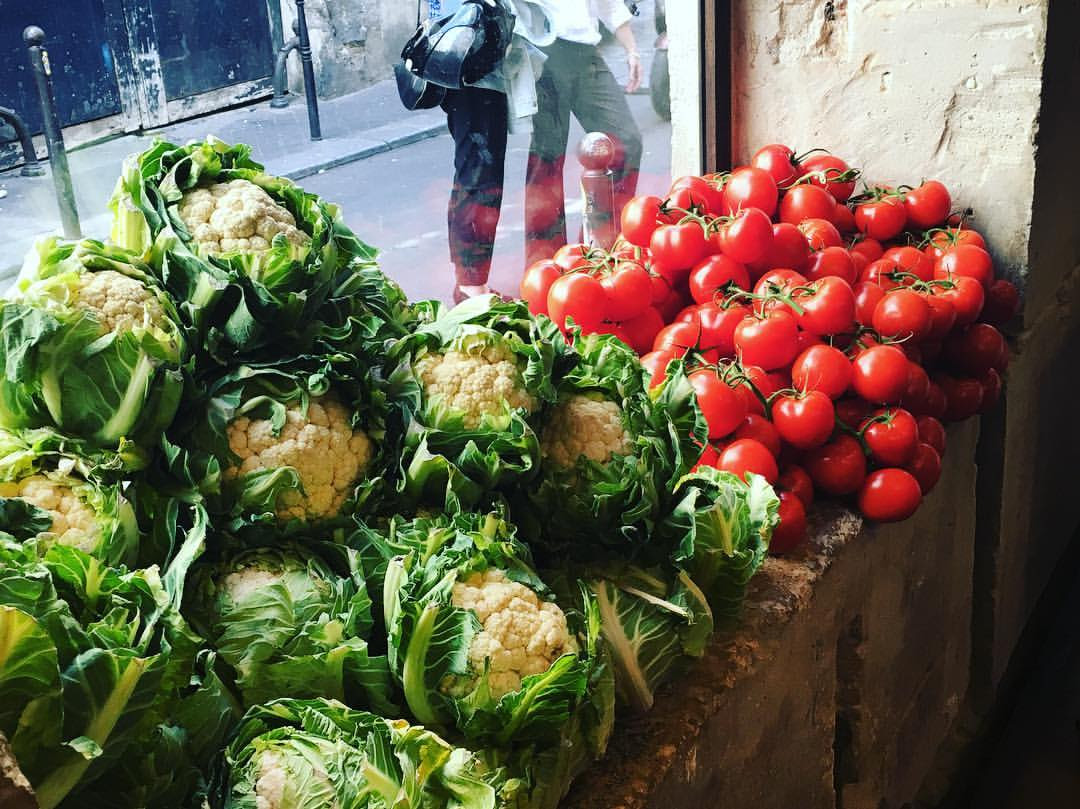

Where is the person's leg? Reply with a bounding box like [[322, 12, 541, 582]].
[[567, 51, 644, 216], [442, 86, 508, 293], [525, 43, 575, 266]]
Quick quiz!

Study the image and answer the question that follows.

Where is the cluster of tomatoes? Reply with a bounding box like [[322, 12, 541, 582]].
[[519, 142, 1020, 554]]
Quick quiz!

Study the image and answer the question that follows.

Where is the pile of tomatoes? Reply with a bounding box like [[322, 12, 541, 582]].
[[519, 142, 1020, 554]]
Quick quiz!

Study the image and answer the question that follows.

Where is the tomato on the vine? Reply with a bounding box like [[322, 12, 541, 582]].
[[791, 344, 852, 400], [858, 468, 922, 522], [778, 464, 815, 508], [714, 206, 774, 264], [904, 180, 951, 229], [669, 176, 724, 216], [944, 323, 1007, 377], [601, 261, 652, 321], [690, 368, 747, 439], [934, 244, 994, 290], [936, 374, 984, 422], [854, 281, 887, 325], [906, 443, 943, 494], [854, 194, 907, 240], [653, 320, 702, 356], [916, 415, 946, 457], [697, 302, 749, 357], [924, 227, 986, 262], [881, 245, 934, 283], [694, 442, 720, 471], [772, 390, 836, 449], [689, 255, 750, 304], [750, 223, 812, 275], [553, 243, 594, 272], [520, 259, 562, 316], [547, 272, 607, 332], [861, 407, 919, 466], [735, 412, 782, 457], [641, 349, 676, 388], [802, 154, 857, 202], [739, 365, 778, 416], [751, 143, 799, 188], [650, 221, 709, 274], [722, 167, 779, 217], [718, 438, 779, 483], [851, 344, 910, 403], [833, 203, 858, 234], [805, 246, 858, 285], [872, 288, 931, 341], [734, 309, 801, 369], [771, 491, 809, 554], [621, 196, 667, 247], [780, 183, 837, 224], [796, 277, 857, 336], [924, 294, 957, 340], [934, 275, 985, 326], [850, 237, 884, 264], [804, 434, 867, 496], [621, 307, 666, 354], [798, 218, 843, 250]]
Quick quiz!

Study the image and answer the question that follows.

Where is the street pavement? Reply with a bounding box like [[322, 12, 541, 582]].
[[0, 1, 672, 303]]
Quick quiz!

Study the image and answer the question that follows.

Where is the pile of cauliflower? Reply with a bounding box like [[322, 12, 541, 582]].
[[224, 396, 373, 522], [0, 475, 101, 553], [414, 340, 536, 430], [447, 568, 574, 699], [540, 394, 634, 468], [176, 179, 311, 255]]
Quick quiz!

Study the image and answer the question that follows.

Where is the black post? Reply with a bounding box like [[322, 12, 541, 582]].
[[23, 26, 80, 239], [0, 106, 44, 177], [294, 0, 322, 140], [270, 19, 301, 109]]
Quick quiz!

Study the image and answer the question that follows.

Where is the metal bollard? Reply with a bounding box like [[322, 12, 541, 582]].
[[0, 106, 44, 177], [23, 26, 81, 239], [578, 132, 617, 251], [294, 0, 322, 140], [270, 18, 301, 108]]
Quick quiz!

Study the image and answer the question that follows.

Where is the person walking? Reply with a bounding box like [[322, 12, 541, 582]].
[[524, 0, 644, 266]]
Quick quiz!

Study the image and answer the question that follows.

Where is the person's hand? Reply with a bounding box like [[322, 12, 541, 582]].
[[625, 51, 643, 93]]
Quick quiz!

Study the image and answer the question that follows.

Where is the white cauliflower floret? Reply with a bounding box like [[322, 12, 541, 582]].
[[540, 394, 633, 467], [176, 179, 310, 256], [254, 750, 288, 809], [253, 745, 340, 809], [0, 475, 99, 552], [75, 270, 169, 335], [448, 569, 573, 699], [220, 566, 291, 604], [414, 341, 537, 430], [224, 396, 373, 522]]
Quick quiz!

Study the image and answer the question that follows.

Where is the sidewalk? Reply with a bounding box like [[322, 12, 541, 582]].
[[0, 79, 447, 279]]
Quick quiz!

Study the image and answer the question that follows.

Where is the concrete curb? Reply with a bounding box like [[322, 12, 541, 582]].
[[282, 121, 446, 181]]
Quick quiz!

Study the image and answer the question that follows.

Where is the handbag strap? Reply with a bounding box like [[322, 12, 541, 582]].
[[416, 0, 421, 27]]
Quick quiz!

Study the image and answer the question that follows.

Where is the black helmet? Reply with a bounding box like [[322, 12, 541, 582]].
[[402, 0, 515, 90]]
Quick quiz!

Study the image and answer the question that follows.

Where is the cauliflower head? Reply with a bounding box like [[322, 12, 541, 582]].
[[540, 394, 633, 468], [225, 396, 373, 522], [251, 744, 340, 809], [74, 269, 172, 336], [176, 179, 311, 255], [447, 569, 573, 699], [414, 339, 537, 430], [0, 475, 100, 553]]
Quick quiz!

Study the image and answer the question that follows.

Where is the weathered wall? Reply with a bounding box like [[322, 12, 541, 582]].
[[281, 0, 413, 98]]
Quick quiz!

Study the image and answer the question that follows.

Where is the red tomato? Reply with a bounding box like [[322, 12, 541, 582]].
[[920, 382, 948, 420], [718, 438, 779, 483], [715, 207, 774, 265], [791, 344, 852, 400], [805, 246, 857, 285], [861, 407, 919, 466], [722, 167, 779, 217], [900, 362, 931, 412], [924, 294, 957, 340], [857, 468, 922, 522], [854, 195, 907, 240], [934, 244, 994, 290], [798, 218, 843, 250], [751, 223, 812, 275], [904, 180, 952, 229], [851, 345, 910, 404], [653, 320, 702, 356], [780, 184, 837, 224], [944, 323, 1007, 377], [754, 268, 808, 298], [853, 281, 887, 325], [872, 288, 932, 341], [553, 243, 593, 272], [656, 286, 690, 322], [835, 398, 872, 429], [547, 273, 607, 332], [850, 237, 884, 264], [804, 434, 867, 496], [925, 227, 987, 262], [621, 307, 666, 354], [648, 269, 672, 304], [621, 195, 667, 247], [796, 277, 857, 336], [690, 369, 747, 439], [689, 255, 751, 304], [978, 368, 1003, 412], [601, 262, 652, 321], [881, 246, 933, 283], [794, 328, 823, 355], [669, 176, 724, 216], [770, 491, 809, 554], [935, 276, 985, 326], [739, 365, 779, 416], [802, 154, 857, 202], [778, 464, 815, 508], [697, 302, 749, 358], [772, 391, 836, 450], [641, 349, 676, 388], [833, 203, 858, 234], [936, 374, 984, 422], [520, 259, 562, 316], [735, 413, 782, 457], [906, 443, 943, 494], [734, 310, 800, 370], [650, 221, 709, 274], [916, 415, 946, 457], [981, 279, 1021, 326], [751, 143, 798, 188], [694, 442, 720, 471]]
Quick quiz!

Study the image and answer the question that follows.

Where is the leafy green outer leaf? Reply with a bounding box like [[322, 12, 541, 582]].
[[0, 605, 61, 736], [183, 541, 395, 714], [0, 238, 186, 459], [218, 697, 498, 809], [659, 468, 779, 620], [387, 296, 572, 511], [385, 512, 607, 748], [519, 334, 707, 562], [108, 136, 412, 371]]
